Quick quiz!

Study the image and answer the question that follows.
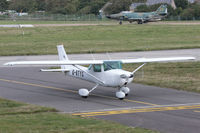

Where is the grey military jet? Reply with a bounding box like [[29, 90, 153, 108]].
[[106, 5, 167, 24]]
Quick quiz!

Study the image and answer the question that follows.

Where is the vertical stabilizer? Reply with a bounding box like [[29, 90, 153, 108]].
[[57, 45, 69, 69], [156, 5, 168, 16], [57, 45, 69, 61]]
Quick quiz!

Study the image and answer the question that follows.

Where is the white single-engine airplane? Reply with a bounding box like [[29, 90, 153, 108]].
[[4, 45, 195, 100]]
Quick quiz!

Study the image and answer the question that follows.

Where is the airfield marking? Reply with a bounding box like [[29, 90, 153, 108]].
[[72, 104, 200, 117], [0, 78, 158, 106]]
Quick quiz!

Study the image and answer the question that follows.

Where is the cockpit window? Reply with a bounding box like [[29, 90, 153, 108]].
[[103, 61, 122, 71], [88, 64, 92, 70], [93, 64, 101, 72]]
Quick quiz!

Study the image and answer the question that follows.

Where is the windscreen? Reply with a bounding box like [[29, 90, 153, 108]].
[[103, 61, 122, 71]]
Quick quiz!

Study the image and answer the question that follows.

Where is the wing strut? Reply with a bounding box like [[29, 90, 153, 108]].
[[132, 63, 146, 74], [89, 84, 99, 93]]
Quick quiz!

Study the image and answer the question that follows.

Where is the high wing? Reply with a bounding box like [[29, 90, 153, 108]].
[[121, 57, 195, 64], [4, 57, 195, 66], [4, 60, 103, 66]]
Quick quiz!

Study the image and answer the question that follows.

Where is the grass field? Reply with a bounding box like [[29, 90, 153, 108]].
[[124, 62, 200, 93], [0, 98, 157, 133], [0, 20, 200, 24], [0, 20, 115, 24], [0, 24, 200, 56]]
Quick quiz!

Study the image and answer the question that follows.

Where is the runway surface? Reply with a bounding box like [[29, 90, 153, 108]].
[[0, 49, 200, 133]]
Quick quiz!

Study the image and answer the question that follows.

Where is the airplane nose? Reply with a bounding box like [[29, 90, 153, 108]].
[[120, 74, 133, 79], [129, 74, 133, 78], [120, 73, 134, 86]]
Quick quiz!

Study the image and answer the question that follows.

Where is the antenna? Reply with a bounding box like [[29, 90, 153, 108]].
[[106, 52, 112, 60], [90, 50, 96, 60], [19, 24, 24, 36]]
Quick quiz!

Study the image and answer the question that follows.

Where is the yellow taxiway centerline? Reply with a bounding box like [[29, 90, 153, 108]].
[[0, 78, 158, 106], [72, 104, 200, 117]]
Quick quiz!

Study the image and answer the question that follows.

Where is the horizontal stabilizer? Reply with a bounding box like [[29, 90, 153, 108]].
[[40, 69, 70, 72]]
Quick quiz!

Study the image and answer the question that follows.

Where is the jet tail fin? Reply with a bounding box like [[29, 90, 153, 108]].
[[156, 5, 168, 16], [99, 2, 112, 19], [57, 45, 69, 69]]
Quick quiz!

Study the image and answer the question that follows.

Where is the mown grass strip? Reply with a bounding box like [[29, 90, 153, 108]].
[[0, 98, 158, 133], [0, 98, 56, 115], [0, 24, 200, 56], [124, 62, 200, 93]]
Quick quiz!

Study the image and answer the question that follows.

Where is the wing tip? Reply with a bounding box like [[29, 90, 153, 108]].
[[184, 57, 196, 60], [3, 62, 13, 66]]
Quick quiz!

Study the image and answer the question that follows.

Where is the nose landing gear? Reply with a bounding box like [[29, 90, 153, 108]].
[[116, 87, 130, 100], [116, 91, 125, 100], [120, 87, 130, 96]]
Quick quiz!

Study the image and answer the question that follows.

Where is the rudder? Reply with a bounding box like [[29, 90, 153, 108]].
[[57, 45, 69, 69], [156, 5, 167, 16]]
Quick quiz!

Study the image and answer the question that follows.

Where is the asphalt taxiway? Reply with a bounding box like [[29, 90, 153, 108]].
[[0, 67, 200, 133]]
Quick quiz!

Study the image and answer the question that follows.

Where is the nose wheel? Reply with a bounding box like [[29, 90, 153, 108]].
[[116, 87, 130, 100], [116, 91, 125, 100], [120, 87, 130, 96]]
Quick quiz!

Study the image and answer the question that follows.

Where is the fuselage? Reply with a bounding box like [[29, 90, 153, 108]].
[[107, 11, 161, 22], [124, 12, 161, 22], [65, 64, 134, 88]]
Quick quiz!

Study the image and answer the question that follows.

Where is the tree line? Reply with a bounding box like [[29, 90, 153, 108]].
[[0, 0, 200, 19], [0, 0, 109, 14], [0, 0, 153, 15], [135, 0, 200, 19]]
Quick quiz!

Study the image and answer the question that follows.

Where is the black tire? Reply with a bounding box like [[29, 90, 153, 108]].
[[137, 20, 143, 24], [82, 96, 88, 99], [119, 98, 124, 100]]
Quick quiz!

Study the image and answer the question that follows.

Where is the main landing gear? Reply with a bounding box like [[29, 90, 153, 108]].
[[78, 84, 99, 98], [137, 20, 143, 24], [116, 87, 130, 100], [79, 85, 130, 100]]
